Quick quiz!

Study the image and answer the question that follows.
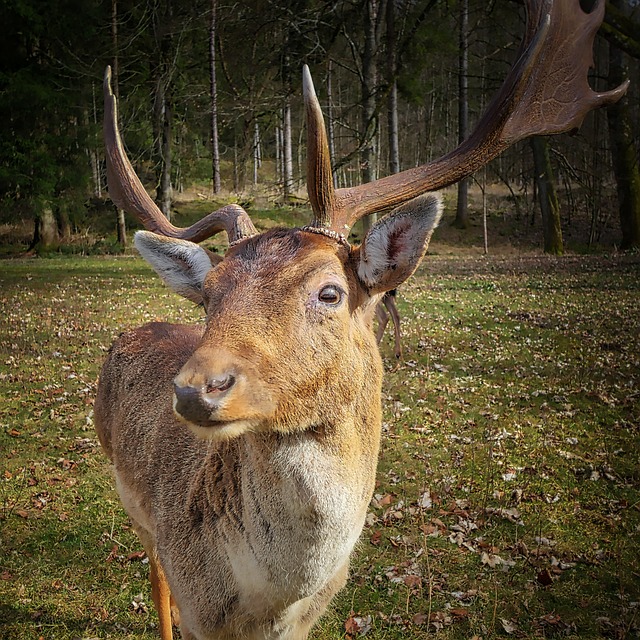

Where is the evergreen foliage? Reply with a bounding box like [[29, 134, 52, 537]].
[[0, 0, 638, 250]]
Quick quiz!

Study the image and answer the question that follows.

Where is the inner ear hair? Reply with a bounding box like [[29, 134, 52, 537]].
[[358, 194, 443, 294]]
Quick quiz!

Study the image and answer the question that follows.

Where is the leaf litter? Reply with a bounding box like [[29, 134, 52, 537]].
[[1, 253, 639, 639]]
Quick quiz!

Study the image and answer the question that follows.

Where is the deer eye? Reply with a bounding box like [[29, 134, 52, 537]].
[[318, 284, 343, 305]]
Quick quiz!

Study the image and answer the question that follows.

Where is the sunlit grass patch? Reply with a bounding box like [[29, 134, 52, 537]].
[[0, 253, 638, 639]]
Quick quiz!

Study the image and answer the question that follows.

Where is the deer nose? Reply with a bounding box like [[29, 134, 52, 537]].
[[173, 374, 236, 426]]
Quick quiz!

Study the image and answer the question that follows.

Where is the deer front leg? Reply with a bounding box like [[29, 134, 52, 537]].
[[149, 553, 174, 640], [132, 521, 175, 640]]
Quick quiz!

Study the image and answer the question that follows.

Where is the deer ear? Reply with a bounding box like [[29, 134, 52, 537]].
[[357, 194, 442, 294], [134, 231, 217, 304]]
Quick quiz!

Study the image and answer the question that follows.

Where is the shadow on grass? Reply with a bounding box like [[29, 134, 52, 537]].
[[0, 602, 96, 639]]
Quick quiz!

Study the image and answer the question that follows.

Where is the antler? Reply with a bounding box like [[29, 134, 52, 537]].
[[303, 66, 337, 229], [103, 67, 257, 244], [305, 0, 629, 234]]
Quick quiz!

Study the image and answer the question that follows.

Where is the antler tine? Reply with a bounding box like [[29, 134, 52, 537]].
[[303, 65, 338, 230], [103, 66, 257, 244], [324, 0, 629, 234]]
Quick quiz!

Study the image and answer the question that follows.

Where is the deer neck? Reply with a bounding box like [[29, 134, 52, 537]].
[[192, 369, 382, 606]]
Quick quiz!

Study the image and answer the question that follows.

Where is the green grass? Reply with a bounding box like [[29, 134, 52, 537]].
[[0, 252, 638, 639]]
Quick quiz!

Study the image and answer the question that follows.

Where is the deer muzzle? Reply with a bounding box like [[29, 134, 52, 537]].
[[171, 347, 276, 433]]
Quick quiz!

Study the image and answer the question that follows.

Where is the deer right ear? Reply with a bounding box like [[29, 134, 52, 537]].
[[357, 194, 442, 295], [134, 231, 218, 304]]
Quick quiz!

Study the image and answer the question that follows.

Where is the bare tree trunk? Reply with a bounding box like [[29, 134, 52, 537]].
[[88, 86, 102, 198], [386, 0, 399, 175], [156, 89, 172, 218], [55, 203, 72, 241], [607, 3, 640, 250], [482, 168, 488, 254], [209, 0, 221, 194], [89, 143, 100, 197], [111, 0, 127, 246], [232, 117, 252, 193], [152, 0, 173, 220], [30, 203, 58, 251], [275, 124, 282, 185], [84, 104, 101, 198], [327, 59, 338, 189], [424, 89, 435, 162], [253, 121, 261, 186], [297, 125, 304, 188], [531, 136, 564, 255], [452, 0, 469, 229], [361, 0, 381, 233], [233, 129, 239, 192], [282, 96, 294, 200]]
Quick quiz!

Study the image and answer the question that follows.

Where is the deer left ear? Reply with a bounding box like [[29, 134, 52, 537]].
[[134, 231, 219, 304], [357, 193, 443, 294]]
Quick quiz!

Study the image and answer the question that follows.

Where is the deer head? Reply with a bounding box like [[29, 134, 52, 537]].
[[128, 199, 441, 441], [103, 64, 445, 444]]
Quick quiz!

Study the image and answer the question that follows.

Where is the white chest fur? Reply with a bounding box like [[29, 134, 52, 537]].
[[229, 434, 367, 606]]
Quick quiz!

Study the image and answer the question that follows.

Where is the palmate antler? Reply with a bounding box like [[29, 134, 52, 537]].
[[103, 67, 257, 244], [304, 0, 629, 234]]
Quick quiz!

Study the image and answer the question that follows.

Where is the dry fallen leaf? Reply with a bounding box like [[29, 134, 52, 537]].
[[419, 491, 433, 509], [131, 593, 148, 614], [501, 618, 518, 634], [412, 613, 429, 625], [403, 574, 421, 588], [479, 551, 516, 570], [345, 612, 372, 637], [537, 568, 554, 586]]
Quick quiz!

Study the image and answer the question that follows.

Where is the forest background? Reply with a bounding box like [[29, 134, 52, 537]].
[[1, 0, 639, 256]]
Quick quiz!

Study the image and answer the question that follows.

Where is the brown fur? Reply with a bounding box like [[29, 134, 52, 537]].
[[95, 230, 384, 639]]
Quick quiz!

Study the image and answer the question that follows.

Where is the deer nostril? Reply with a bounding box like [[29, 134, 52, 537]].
[[205, 374, 235, 394], [174, 383, 200, 405], [172, 373, 237, 426], [173, 383, 206, 422]]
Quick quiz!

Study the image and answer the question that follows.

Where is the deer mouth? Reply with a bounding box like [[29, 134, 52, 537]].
[[172, 398, 231, 430], [183, 417, 257, 442]]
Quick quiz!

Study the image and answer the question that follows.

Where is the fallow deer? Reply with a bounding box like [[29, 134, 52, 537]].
[[94, 2, 627, 638]]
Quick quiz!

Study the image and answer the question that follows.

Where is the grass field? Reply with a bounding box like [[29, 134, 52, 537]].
[[1, 246, 639, 639]]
